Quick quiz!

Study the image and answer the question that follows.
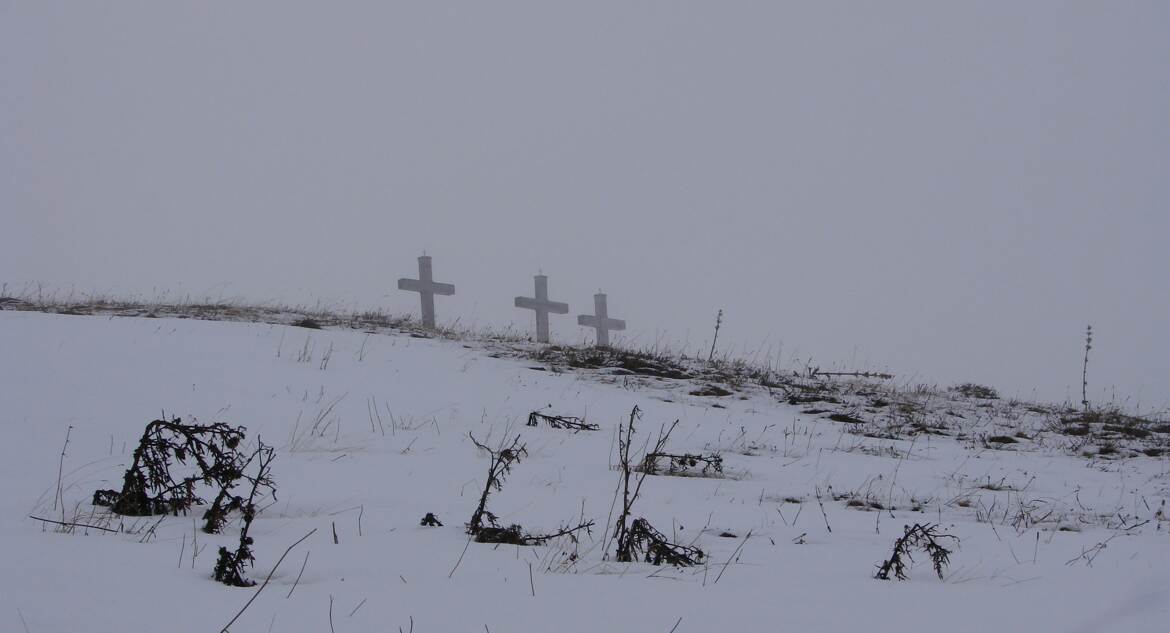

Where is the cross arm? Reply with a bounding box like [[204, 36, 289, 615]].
[[429, 282, 455, 296], [399, 279, 455, 295], [516, 297, 569, 313], [579, 315, 626, 330]]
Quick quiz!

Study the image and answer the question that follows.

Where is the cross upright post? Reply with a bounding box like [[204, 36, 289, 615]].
[[397, 255, 455, 329], [577, 292, 625, 347], [515, 274, 569, 343]]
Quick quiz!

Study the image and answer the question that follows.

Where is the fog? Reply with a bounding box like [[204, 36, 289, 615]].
[[3, 2, 1167, 407]]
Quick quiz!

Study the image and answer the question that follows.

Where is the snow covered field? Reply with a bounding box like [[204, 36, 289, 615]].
[[2, 309, 1168, 632]]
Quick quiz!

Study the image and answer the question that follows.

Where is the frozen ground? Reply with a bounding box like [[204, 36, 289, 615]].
[[1, 309, 1168, 632]]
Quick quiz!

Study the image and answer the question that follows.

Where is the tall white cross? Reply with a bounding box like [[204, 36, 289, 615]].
[[577, 292, 625, 347], [397, 255, 454, 329], [515, 274, 569, 344]]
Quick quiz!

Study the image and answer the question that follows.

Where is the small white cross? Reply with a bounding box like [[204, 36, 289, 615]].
[[577, 292, 625, 347], [397, 255, 454, 328], [515, 274, 569, 343]]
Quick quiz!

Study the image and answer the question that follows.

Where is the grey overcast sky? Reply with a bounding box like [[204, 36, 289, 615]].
[[2, 2, 1167, 407]]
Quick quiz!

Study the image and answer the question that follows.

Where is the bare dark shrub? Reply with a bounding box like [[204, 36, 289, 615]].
[[625, 518, 703, 566], [874, 523, 957, 581], [612, 406, 704, 566], [466, 433, 528, 536], [474, 523, 526, 545], [420, 513, 443, 527], [213, 442, 276, 587], [640, 452, 723, 477], [465, 432, 593, 545], [526, 409, 599, 432], [91, 489, 120, 507], [202, 439, 277, 535], [93, 418, 247, 518], [475, 522, 594, 546]]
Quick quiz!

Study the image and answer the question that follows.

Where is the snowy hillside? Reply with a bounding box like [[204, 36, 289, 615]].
[[2, 308, 1168, 633]]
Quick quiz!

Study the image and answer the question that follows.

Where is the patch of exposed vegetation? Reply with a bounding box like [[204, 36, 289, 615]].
[[1048, 407, 1170, 457], [291, 317, 322, 329], [689, 384, 733, 397], [952, 383, 1000, 400], [828, 412, 867, 425], [533, 346, 695, 380]]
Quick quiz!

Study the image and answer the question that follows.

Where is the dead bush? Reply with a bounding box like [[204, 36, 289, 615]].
[[93, 418, 247, 520], [874, 523, 957, 581]]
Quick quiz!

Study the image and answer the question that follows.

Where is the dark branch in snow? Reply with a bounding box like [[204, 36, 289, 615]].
[[526, 409, 599, 432], [214, 441, 277, 587], [93, 417, 247, 519], [874, 523, 957, 581]]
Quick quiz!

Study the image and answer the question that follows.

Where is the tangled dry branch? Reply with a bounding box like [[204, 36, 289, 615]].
[[214, 442, 277, 587], [640, 452, 723, 477], [93, 418, 247, 518], [874, 523, 957, 581], [526, 410, 599, 432], [466, 433, 528, 536], [611, 406, 702, 566], [625, 518, 704, 566]]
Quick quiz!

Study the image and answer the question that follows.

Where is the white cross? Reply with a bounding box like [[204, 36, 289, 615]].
[[515, 274, 569, 343], [397, 255, 454, 328], [577, 292, 625, 347]]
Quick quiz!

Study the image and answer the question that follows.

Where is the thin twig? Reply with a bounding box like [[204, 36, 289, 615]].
[[286, 550, 311, 599], [713, 530, 752, 584], [28, 515, 117, 533], [328, 595, 336, 633], [814, 487, 832, 533], [348, 598, 367, 617], [449, 535, 473, 578], [55, 425, 73, 520]]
